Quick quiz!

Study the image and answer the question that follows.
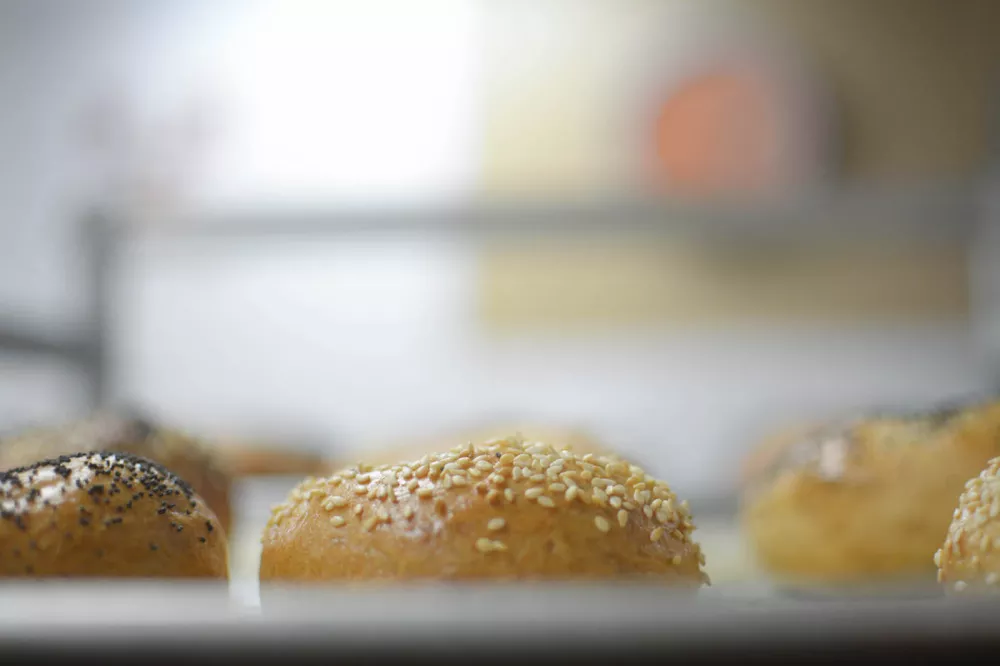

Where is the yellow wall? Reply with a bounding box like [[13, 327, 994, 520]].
[[477, 238, 968, 330]]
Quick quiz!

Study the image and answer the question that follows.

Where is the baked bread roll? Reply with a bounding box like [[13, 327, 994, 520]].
[[936, 456, 1000, 595], [0, 452, 228, 578], [741, 400, 1000, 588], [0, 412, 233, 535], [261, 436, 707, 585]]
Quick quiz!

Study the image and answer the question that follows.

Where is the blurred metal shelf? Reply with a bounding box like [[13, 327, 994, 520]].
[[0, 213, 110, 409], [123, 184, 982, 243], [0, 325, 95, 362], [2, 580, 1000, 661]]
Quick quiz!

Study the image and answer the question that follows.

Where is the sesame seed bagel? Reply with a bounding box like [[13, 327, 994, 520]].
[[0, 451, 228, 578], [0, 412, 233, 535], [260, 436, 708, 585], [741, 400, 1000, 588], [936, 457, 1000, 595]]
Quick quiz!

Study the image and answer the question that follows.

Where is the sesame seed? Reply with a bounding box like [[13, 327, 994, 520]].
[[475, 537, 493, 553], [406, 479, 419, 492], [512, 467, 523, 481], [671, 555, 683, 566], [415, 465, 429, 478], [504, 488, 515, 502], [623, 501, 636, 511], [592, 488, 608, 506], [442, 475, 453, 490], [475, 482, 488, 494], [650, 527, 664, 542], [330, 516, 346, 528], [499, 453, 515, 465], [353, 486, 368, 496], [643, 505, 653, 518], [468, 468, 482, 479], [487, 518, 505, 531], [362, 516, 378, 532], [353, 504, 364, 516], [524, 487, 544, 500], [489, 473, 506, 485], [594, 516, 611, 533], [376, 507, 391, 523], [476, 460, 493, 472], [592, 478, 612, 488], [486, 489, 500, 504], [954, 581, 968, 593], [565, 486, 580, 503], [609, 496, 622, 509], [603, 461, 623, 475], [537, 496, 555, 508], [529, 473, 546, 483], [452, 475, 469, 487], [417, 487, 434, 499]]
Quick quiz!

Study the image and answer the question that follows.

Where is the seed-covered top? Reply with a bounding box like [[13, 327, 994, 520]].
[[745, 398, 1000, 491], [0, 412, 233, 533], [936, 456, 1000, 594]]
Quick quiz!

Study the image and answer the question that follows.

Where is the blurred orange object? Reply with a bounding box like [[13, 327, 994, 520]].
[[646, 57, 833, 199]]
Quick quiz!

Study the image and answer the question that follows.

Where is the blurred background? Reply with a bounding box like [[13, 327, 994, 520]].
[[1, 0, 999, 568]]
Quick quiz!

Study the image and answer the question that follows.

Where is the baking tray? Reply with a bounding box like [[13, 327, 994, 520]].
[[1, 580, 998, 661]]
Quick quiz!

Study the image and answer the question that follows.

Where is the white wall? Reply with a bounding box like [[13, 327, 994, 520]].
[[0, 0, 481, 426]]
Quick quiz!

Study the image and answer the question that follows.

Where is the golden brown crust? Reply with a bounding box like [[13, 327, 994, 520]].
[[741, 401, 1000, 586], [0, 452, 228, 578], [261, 436, 707, 585], [0, 413, 233, 535], [936, 457, 1000, 595]]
